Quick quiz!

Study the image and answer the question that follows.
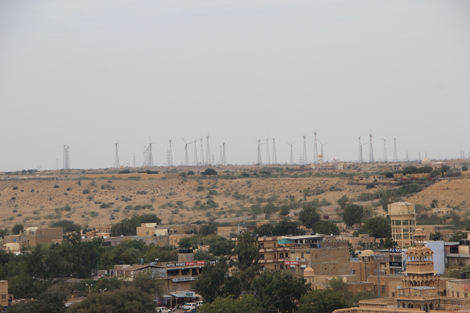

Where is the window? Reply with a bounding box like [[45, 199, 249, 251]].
[[286, 253, 289, 258], [301, 252, 304, 258], [280, 264, 284, 270], [465, 293, 468, 298], [181, 269, 190, 275], [382, 286, 386, 292], [260, 243, 264, 248], [280, 253, 284, 259], [457, 292, 460, 298], [1, 295, 5, 299], [260, 254, 265, 260]]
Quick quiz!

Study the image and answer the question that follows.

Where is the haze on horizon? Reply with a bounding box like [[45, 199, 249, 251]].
[[1, 0, 469, 171]]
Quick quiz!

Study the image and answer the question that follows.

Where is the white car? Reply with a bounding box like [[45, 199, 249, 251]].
[[182, 303, 197, 311], [156, 307, 171, 313]]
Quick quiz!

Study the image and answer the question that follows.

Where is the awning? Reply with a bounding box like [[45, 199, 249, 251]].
[[300, 265, 307, 268], [170, 291, 196, 298]]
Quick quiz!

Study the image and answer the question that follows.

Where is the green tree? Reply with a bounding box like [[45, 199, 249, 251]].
[[298, 289, 347, 313], [280, 206, 290, 216], [449, 231, 466, 242], [67, 287, 155, 313], [234, 232, 259, 271], [342, 204, 364, 227], [312, 221, 340, 235], [209, 238, 235, 256], [7, 292, 67, 313], [254, 223, 273, 237], [192, 257, 234, 304], [198, 295, 259, 313], [252, 269, 310, 313], [357, 217, 391, 238], [462, 165, 468, 171], [298, 200, 321, 229], [337, 195, 349, 210], [132, 269, 164, 297], [272, 220, 305, 236], [12, 223, 24, 235], [178, 237, 193, 249], [430, 169, 442, 178], [50, 220, 81, 233], [92, 276, 127, 293], [63, 231, 103, 278]]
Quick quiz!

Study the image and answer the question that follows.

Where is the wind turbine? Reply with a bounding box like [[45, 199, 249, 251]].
[[148, 137, 155, 167], [318, 139, 328, 160], [183, 138, 193, 166], [167, 138, 173, 167], [302, 134, 308, 165], [369, 133, 374, 162], [114, 140, 120, 168], [193, 138, 198, 166], [266, 138, 270, 165], [382, 137, 387, 162], [287, 141, 296, 165], [313, 131, 319, 164], [200, 137, 204, 165], [256, 139, 263, 165]]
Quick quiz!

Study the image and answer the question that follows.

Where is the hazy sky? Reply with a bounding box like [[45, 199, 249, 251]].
[[1, 0, 469, 171]]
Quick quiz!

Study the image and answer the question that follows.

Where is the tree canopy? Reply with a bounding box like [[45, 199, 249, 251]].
[[357, 217, 391, 238], [299, 200, 321, 229], [342, 204, 364, 227]]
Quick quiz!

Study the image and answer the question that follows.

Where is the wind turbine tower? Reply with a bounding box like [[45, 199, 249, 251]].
[[302, 135, 308, 165], [200, 138, 204, 165], [183, 139, 192, 166], [382, 138, 387, 162], [206, 136, 211, 165], [272, 138, 277, 164], [313, 132, 319, 164], [287, 142, 296, 165], [369, 133, 374, 162], [167, 139, 173, 166], [193, 139, 198, 165], [393, 137, 398, 162], [358, 136, 363, 163], [63, 145, 70, 169], [266, 138, 270, 164], [222, 141, 227, 165], [114, 141, 120, 168], [256, 139, 262, 164], [148, 138, 155, 167], [318, 140, 328, 161]]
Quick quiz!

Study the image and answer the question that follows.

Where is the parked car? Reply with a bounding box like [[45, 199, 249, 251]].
[[182, 303, 197, 311], [156, 307, 171, 313], [197, 301, 203, 307]]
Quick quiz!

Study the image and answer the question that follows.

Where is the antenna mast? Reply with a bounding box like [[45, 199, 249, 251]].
[[369, 133, 374, 162]]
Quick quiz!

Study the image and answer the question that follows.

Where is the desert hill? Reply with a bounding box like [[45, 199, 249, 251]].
[[407, 178, 470, 208], [0, 175, 392, 230]]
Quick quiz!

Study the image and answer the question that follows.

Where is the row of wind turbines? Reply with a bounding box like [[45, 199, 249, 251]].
[[110, 133, 400, 169]]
